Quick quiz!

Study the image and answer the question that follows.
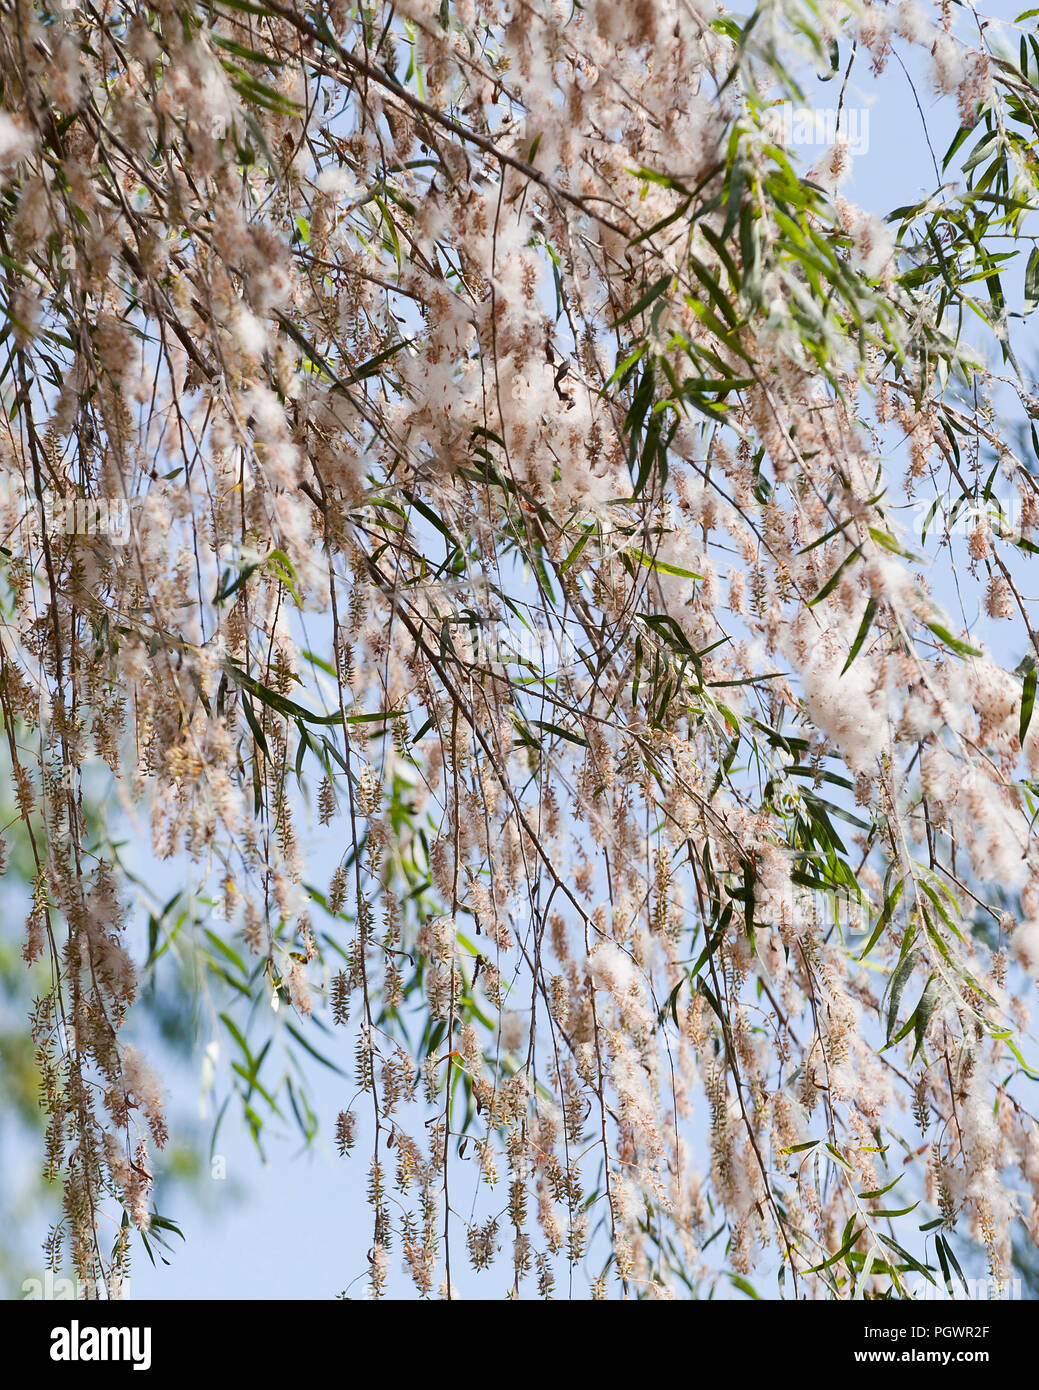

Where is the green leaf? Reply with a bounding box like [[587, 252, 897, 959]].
[[867, 527, 920, 562], [859, 880, 903, 961], [627, 547, 702, 580], [726, 1273, 761, 1299], [936, 1233, 968, 1294], [560, 525, 594, 573], [841, 598, 878, 675], [1021, 666, 1037, 745], [611, 274, 672, 329], [878, 1234, 935, 1283], [886, 943, 918, 1040], [284, 1021, 346, 1075], [920, 616, 982, 658], [1024, 246, 1039, 316], [241, 693, 270, 759], [808, 545, 862, 607], [858, 1176, 903, 1200], [805, 1221, 863, 1274], [526, 719, 588, 748]]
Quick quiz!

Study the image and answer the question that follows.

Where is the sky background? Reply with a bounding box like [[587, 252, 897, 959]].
[[3, 0, 1035, 1302]]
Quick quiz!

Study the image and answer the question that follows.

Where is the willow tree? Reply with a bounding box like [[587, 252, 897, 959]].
[[2, 0, 1039, 1300]]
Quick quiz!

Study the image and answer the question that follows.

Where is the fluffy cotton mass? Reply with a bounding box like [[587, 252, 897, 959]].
[[0, 110, 30, 170], [778, 614, 891, 771]]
